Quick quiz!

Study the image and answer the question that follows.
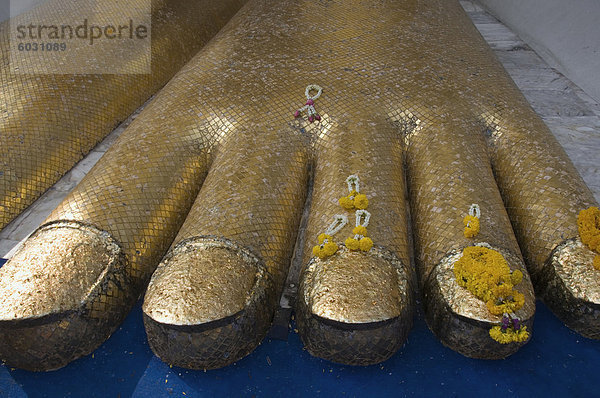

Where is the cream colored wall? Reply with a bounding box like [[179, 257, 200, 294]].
[[477, 0, 600, 101]]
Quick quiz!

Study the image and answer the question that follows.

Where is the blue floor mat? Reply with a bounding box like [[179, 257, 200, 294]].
[[1, 257, 599, 397]]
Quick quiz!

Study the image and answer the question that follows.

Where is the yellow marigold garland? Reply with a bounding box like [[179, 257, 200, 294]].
[[344, 236, 361, 251], [453, 245, 529, 344], [312, 215, 348, 260], [345, 236, 374, 252], [338, 175, 369, 210], [489, 325, 529, 344], [463, 216, 480, 238], [359, 237, 373, 251], [354, 194, 369, 210], [313, 234, 339, 259], [314, 175, 375, 260], [339, 192, 357, 210], [345, 210, 373, 253], [353, 226, 367, 236], [487, 283, 525, 315], [463, 204, 481, 238], [577, 206, 600, 270]]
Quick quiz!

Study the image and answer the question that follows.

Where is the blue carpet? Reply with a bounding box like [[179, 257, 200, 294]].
[[1, 257, 599, 397]]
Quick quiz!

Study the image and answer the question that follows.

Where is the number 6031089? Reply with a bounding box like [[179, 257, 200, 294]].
[[17, 42, 67, 51]]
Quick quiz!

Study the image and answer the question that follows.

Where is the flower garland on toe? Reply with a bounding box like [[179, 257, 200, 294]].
[[312, 214, 348, 259], [294, 84, 323, 123], [313, 174, 375, 260], [577, 206, 600, 270], [454, 201, 528, 344], [339, 175, 369, 210], [453, 244, 529, 344], [345, 210, 373, 252], [489, 314, 529, 344], [463, 204, 480, 238]]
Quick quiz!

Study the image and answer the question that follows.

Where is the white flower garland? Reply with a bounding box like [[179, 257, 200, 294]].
[[346, 174, 360, 193], [353, 209, 371, 239], [469, 203, 481, 218], [325, 214, 348, 236], [294, 84, 323, 122]]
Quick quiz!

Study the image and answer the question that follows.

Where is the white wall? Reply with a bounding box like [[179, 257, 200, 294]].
[[477, 0, 600, 101]]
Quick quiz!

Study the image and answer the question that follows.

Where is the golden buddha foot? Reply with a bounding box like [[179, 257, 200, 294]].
[[1, 0, 599, 371], [0, 0, 248, 371], [296, 118, 416, 365], [143, 130, 310, 369], [0, 0, 247, 231], [404, 111, 536, 358]]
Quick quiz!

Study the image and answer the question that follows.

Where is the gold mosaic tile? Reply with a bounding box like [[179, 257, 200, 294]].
[[1, 0, 598, 370]]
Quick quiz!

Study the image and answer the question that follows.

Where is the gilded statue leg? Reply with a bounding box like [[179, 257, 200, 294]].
[[481, 106, 600, 337], [143, 129, 310, 369], [0, 58, 222, 370], [296, 118, 415, 365], [1, 0, 599, 371], [402, 107, 535, 358], [0, 0, 246, 230]]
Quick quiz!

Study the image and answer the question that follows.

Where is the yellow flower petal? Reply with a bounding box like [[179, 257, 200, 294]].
[[511, 269, 523, 285], [453, 246, 525, 314], [359, 237, 373, 252], [318, 233, 327, 244], [353, 226, 368, 236], [313, 245, 321, 257], [339, 196, 354, 210], [489, 325, 529, 344], [345, 237, 360, 251], [354, 194, 369, 210], [578, 206, 600, 252], [463, 215, 480, 238], [324, 242, 338, 256]]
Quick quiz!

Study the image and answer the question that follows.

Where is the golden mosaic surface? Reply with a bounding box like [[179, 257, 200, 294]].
[[142, 129, 309, 368], [297, 116, 414, 330], [550, 239, 600, 304], [0, 0, 598, 369], [0, 221, 122, 320], [433, 246, 535, 323], [144, 130, 309, 324], [302, 246, 410, 324], [0, 0, 247, 229], [143, 238, 261, 326]]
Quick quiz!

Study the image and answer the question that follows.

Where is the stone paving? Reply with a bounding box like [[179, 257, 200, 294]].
[[462, 0, 600, 201], [0, 2, 598, 258]]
